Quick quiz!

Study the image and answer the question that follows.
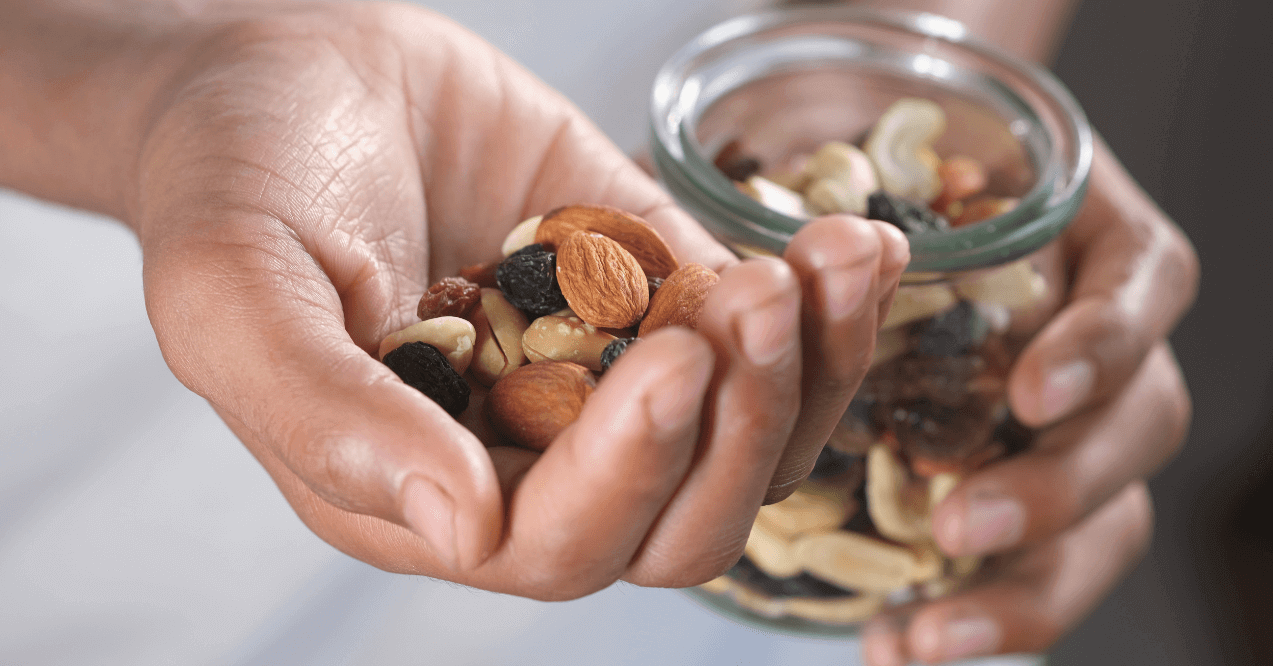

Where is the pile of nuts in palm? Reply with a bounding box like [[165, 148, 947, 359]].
[[697, 98, 1050, 625], [379, 203, 719, 452]]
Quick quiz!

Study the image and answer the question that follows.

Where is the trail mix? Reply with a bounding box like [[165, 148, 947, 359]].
[[379, 203, 717, 452], [698, 98, 1048, 625]]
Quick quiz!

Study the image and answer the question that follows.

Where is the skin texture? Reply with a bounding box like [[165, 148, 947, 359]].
[[0, 0, 1199, 663]]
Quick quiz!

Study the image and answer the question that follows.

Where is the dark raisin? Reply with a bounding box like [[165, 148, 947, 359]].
[[842, 481, 877, 534], [915, 301, 987, 358], [495, 243, 569, 318], [600, 337, 637, 372], [808, 445, 863, 481], [891, 396, 995, 460], [992, 412, 1034, 457], [728, 557, 857, 599], [647, 276, 664, 300], [867, 191, 950, 234], [714, 139, 763, 182], [382, 342, 470, 418]]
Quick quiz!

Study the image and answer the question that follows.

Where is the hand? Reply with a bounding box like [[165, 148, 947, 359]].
[[125, 2, 908, 599], [862, 138, 1199, 663]]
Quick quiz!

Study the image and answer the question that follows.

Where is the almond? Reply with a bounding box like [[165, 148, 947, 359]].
[[637, 262, 719, 337], [484, 361, 596, 451], [555, 233, 649, 329], [535, 204, 679, 278]]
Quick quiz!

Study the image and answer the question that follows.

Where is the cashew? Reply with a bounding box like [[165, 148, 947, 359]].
[[736, 175, 811, 220], [864, 98, 947, 203], [379, 316, 476, 375], [698, 576, 732, 595], [792, 530, 928, 593], [804, 141, 879, 216], [955, 259, 1046, 310], [928, 472, 960, 512], [500, 214, 543, 257], [522, 314, 617, 372], [755, 480, 856, 538], [881, 283, 958, 330], [782, 594, 886, 625], [743, 520, 804, 578], [866, 444, 931, 544]]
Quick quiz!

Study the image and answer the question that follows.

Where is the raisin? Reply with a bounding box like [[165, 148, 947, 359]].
[[714, 139, 763, 182], [382, 342, 470, 418], [867, 191, 950, 234], [647, 275, 664, 300], [495, 243, 569, 318], [728, 557, 857, 599], [915, 301, 987, 358], [992, 412, 1034, 457], [417, 277, 481, 321], [808, 445, 863, 481], [600, 337, 637, 372], [458, 260, 499, 288], [891, 396, 994, 460]]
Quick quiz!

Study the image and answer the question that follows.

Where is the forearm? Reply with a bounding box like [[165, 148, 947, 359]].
[[845, 0, 1080, 62]]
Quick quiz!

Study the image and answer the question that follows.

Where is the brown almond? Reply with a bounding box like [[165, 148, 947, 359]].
[[535, 204, 679, 278], [556, 233, 649, 329], [637, 262, 719, 337], [484, 361, 596, 451]]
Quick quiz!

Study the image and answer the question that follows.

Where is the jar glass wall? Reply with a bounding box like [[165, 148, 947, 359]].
[[651, 7, 1092, 637]]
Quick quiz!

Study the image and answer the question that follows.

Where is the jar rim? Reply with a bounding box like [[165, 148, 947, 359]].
[[650, 6, 1093, 273]]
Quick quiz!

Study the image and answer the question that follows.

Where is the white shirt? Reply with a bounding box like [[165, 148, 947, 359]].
[[0, 2, 1038, 663]]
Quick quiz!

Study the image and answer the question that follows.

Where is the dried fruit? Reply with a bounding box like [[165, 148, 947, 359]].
[[714, 139, 763, 182], [638, 262, 719, 336], [867, 191, 949, 235], [535, 204, 679, 279], [495, 243, 569, 318], [915, 301, 988, 358], [458, 260, 499, 288], [382, 342, 471, 418], [555, 233, 649, 329], [954, 196, 1019, 227], [484, 361, 596, 451], [416, 277, 481, 322], [932, 156, 988, 210], [378, 316, 476, 375], [599, 337, 636, 372]]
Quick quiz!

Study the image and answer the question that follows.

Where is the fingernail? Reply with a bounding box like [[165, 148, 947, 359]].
[[963, 495, 1025, 553], [402, 476, 460, 571], [739, 289, 800, 366], [863, 621, 906, 666], [822, 264, 874, 321], [941, 616, 1000, 661], [647, 354, 713, 428], [1041, 359, 1094, 422]]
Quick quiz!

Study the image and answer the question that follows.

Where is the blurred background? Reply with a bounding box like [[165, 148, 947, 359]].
[[1, 0, 1269, 664]]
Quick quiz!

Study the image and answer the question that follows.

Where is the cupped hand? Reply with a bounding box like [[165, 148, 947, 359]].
[[130, 2, 906, 600], [863, 138, 1199, 663]]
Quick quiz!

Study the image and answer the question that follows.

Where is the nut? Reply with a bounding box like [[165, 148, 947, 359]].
[[458, 260, 499, 288], [555, 233, 649, 329], [781, 594, 886, 625], [737, 176, 811, 219], [379, 316, 476, 375], [481, 288, 529, 368], [864, 98, 947, 203], [743, 520, 804, 578], [535, 204, 680, 279], [803, 141, 878, 216], [880, 283, 958, 330], [955, 259, 1045, 310], [755, 480, 855, 538], [483, 361, 596, 451], [501, 214, 543, 257], [865, 443, 930, 544], [954, 196, 1019, 227], [522, 314, 617, 372], [637, 262, 719, 336], [416, 277, 481, 321], [791, 530, 930, 594], [933, 155, 988, 210], [469, 304, 509, 386], [872, 325, 909, 367]]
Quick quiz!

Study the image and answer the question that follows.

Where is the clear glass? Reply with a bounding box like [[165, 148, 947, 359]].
[[650, 7, 1092, 637]]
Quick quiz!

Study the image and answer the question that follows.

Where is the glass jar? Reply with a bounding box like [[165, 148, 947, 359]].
[[650, 7, 1092, 637]]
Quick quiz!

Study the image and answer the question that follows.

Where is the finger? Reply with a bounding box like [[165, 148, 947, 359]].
[[475, 328, 715, 600], [769, 216, 909, 500], [932, 343, 1188, 557], [1009, 138, 1199, 426], [620, 258, 804, 586], [864, 481, 1153, 664], [144, 219, 504, 572]]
